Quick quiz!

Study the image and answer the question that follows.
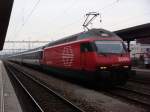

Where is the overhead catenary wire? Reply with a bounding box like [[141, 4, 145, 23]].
[[13, 0, 149, 42], [48, 0, 78, 23], [15, 0, 119, 37], [99, 0, 119, 12], [109, 11, 150, 30], [51, 0, 120, 33], [14, 0, 41, 38], [7, 0, 26, 40], [22, 0, 41, 26], [14, 0, 80, 41]]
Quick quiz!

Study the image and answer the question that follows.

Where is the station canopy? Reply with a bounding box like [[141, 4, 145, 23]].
[[114, 23, 150, 41], [0, 0, 14, 50]]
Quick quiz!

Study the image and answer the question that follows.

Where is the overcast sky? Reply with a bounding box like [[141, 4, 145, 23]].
[[5, 0, 150, 42]]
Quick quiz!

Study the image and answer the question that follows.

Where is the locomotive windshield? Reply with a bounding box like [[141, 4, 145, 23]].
[[95, 41, 126, 54]]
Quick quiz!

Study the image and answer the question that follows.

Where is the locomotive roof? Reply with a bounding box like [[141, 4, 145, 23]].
[[6, 29, 119, 58], [46, 28, 119, 47], [54, 28, 116, 40]]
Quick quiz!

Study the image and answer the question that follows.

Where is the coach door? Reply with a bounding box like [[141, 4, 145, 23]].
[[80, 42, 94, 70]]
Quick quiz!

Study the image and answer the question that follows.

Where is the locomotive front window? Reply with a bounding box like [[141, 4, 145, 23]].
[[95, 41, 126, 54]]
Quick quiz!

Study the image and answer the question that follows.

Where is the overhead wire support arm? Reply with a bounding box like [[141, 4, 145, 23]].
[[82, 12, 100, 31]]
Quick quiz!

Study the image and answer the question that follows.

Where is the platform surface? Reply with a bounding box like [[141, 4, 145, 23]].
[[0, 61, 22, 112], [133, 67, 150, 73]]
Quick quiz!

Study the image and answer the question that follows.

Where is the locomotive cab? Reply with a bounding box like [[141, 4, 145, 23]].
[[79, 29, 132, 85], [94, 40, 131, 69], [94, 40, 131, 85], [80, 40, 131, 70]]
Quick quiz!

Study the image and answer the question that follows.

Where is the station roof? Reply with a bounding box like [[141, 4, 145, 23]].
[[114, 23, 150, 41], [0, 0, 14, 50]]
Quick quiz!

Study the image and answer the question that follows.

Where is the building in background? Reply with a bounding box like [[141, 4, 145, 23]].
[[130, 37, 150, 68]]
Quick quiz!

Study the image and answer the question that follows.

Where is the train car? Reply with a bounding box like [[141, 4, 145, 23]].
[[8, 28, 133, 86], [8, 46, 43, 66], [41, 29, 132, 85]]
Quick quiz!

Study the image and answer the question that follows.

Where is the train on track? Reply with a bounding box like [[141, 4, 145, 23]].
[[8, 29, 133, 86]]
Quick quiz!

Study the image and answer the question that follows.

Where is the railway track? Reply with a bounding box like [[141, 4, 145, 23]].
[[5, 63, 85, 112], [129, 79, 150, 85], [117, 86, 150, 97], [5, 62, 150, 111], [124, 82, 150, 95], [103, 86, 150, 108]]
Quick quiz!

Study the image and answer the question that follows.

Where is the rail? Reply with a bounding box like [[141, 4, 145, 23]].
[[5, 62, 85, 112]]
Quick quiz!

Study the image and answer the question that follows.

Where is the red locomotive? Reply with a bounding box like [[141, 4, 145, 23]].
[[8, 28, 133, 86]]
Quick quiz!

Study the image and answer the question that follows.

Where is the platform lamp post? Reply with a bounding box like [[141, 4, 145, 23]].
[[127, 40, 131, 52]]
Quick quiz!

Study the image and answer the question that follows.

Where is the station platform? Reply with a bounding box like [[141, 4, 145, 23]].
[[0, 61, 22, 112], [132, 67, 150, 73]]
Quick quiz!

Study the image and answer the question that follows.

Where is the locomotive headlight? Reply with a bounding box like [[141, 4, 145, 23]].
[[100, 67, 107, 69], [123, 66, 129, 68]]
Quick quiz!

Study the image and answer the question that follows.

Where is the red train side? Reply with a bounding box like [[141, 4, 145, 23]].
[[41, 29, 132, 85], [8, 29, 133, 86]]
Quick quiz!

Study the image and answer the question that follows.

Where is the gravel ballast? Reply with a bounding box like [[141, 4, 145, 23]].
[[10, 62, 147, 112]]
